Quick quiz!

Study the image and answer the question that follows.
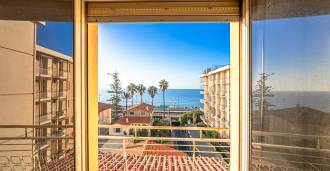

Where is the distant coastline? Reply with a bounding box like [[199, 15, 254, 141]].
[[99, 89, 330, 112], [255, 91, 330, 112], [99, 88, 203, 108]]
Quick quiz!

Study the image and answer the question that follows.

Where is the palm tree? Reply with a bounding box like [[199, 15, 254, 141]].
[[122, 92, 130, 111], [147, 86, 157, 106], [127, 83, 137, 106], [136, 84, 146, 103], [159, 80, 169, 117]]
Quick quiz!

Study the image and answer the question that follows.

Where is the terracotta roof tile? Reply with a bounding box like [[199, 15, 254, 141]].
[[114, 116, 151, 125], [126, 103, 154, 113], [143, 141, 188, 156], [42, 150, 227, 171]]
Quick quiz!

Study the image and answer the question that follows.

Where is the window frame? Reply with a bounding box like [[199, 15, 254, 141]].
[[74, 0, 251, 171]]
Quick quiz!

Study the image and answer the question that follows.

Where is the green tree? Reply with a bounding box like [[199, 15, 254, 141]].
[[127, 83, 137, 106], [147, 86, 157, 106], [159, 80, 169, 117], [122, 92, 130, 111], [108, 72, 122, 119], [136, 84, 146, 103], [253, 73, 274, 131]]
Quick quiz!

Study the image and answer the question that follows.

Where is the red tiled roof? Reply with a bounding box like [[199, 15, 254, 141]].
[[126, 103, 154, 113], [113, 141, 187, 157], [98, 102, 111, 113], [98, 151, 227, 171], [41, 150, 74, 171], [114, 116, 151, 125], [41, 150, 227, 171], [143, 141, 187, 156]]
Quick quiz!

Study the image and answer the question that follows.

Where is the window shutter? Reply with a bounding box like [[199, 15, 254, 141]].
[[87, 0, 240, 22]]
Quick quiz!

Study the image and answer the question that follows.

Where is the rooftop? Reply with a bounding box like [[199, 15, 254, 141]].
[[98, 102, 111, 113], [200, 65, 230, 77], [126, 103, 154, 113], [36, 45, 73, 62], [113, 140, 188, 156], [113, 116, 151, 125], [99, 152, 226, 171]]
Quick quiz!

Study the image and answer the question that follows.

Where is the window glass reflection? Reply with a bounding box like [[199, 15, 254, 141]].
[[0, 1, 74, 170], [251, 1, 330, 170]]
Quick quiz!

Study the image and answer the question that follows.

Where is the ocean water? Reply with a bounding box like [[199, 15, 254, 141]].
[[99, 89, 330, 112], [99, 89, 203, 108]]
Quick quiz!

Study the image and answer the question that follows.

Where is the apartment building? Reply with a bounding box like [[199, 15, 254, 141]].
[[200, 65, 230, 138], [0, 20, 74, 169], [35, 45, 74, 163], [0, 20, 36, 170]]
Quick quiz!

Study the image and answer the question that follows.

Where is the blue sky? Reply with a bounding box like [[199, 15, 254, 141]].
[[35, 15, 330, 92], [252, 15, 330, 91], [98, 23, 230, 89], [37, 22, 73, 56]]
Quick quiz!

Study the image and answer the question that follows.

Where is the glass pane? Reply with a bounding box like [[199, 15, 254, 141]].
[[0, 1, 74, 170], [251, 0, 330, 170], [97, 23, 231, 170]]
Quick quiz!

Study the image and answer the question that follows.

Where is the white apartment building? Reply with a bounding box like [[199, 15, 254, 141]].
[[200, 65, 230, 138]]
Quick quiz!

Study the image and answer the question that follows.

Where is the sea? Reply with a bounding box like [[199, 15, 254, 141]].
[[99, 89, 203, 108], [99, 89, 330, 112]]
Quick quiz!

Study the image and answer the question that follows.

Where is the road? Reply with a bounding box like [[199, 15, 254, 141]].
[[186, 124, 223, 158]]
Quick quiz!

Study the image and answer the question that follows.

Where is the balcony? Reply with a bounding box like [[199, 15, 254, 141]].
[[36, 112, 52, 125], [36, 66, 52, 78], [52, 130, 65, 137], [98, 125, 230, 170], [52, 91, 59, 98], [52, 91, 66, 99], [59, 91, 66, 98], [35, 91, 51, 101], [56, 110, 66, 119], [35, 139, 50, 151], [53, 70, 68, 79]]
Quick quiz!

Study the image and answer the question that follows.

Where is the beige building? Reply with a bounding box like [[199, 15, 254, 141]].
[[98, 102, 112, 124], [200, 65, 230, 138], [0, 20, 36, 170], [35, 45, 74, 163], [0, 20, 74, 169], [124, 103, 154, 117]]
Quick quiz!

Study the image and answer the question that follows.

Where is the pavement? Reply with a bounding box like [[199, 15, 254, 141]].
[[186, 124, 223, 158]]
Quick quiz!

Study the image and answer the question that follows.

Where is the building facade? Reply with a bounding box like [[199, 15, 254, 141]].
[[35, 45, 74, 163], [0, 20, 36, 170], [124, 103, 154, 117], [98, 102, 112, 124], [200, 65, 230, 138], [0, 20, 74, 168]]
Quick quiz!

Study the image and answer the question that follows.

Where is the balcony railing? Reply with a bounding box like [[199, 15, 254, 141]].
[[53, 70, 67, 78], [52, 91, 58, 97], [59, 71, 67, 77], [36, 66, 51, 76], [98, 125, 231, 170], [52, 91, 66, 98], [52, 130, 65, 137], [35, 139, 50, 151], [252, 131, 330, 170], [35, 91, 51, 100], [36, 113, 52, 124], [59, 91, 66, 97], [57, 110, 66, 118]]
